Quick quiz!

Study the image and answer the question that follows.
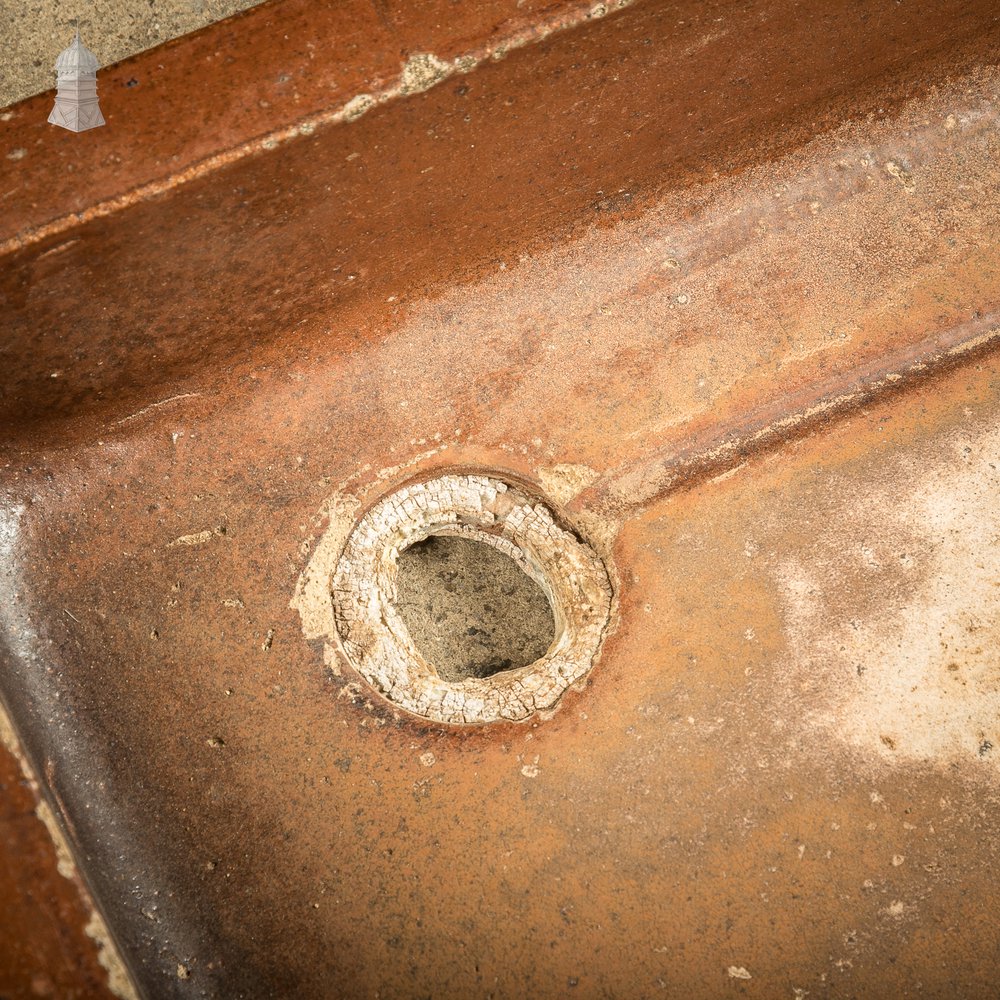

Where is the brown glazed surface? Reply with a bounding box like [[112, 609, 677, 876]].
[[0, 0, 623, 246], [0, 740, 115, 999], [1, 0, 999, 997]]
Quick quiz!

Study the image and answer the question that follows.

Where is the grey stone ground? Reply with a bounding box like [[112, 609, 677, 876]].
[[0, 0, 264, 108]]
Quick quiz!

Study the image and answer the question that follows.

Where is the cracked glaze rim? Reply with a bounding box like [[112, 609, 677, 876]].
[[330, 473, 614, 725]]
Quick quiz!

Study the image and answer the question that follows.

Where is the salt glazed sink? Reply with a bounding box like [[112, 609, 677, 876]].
[[1, 1, 999, 996]]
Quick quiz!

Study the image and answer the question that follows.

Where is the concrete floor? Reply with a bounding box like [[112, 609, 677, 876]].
[[0, 0, 264, 108]]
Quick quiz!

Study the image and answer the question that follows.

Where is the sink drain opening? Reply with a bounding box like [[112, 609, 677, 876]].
[[395, 534, 557, 683], [330, 473, 613, 725]]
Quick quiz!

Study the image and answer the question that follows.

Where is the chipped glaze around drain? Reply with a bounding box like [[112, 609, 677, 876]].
[[323, 473, 614, 725]]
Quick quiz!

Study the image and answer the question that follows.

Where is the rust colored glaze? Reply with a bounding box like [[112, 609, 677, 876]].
[[1, 0, 1000, 997], [0, 738, 116, 999], [1, 0, 999, 451], [0, 0, 605, 247]]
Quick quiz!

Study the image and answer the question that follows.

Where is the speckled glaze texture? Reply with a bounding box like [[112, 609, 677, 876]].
[[1, 0, 999, 997]]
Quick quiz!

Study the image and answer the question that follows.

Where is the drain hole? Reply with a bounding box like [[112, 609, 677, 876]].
[[324, 473, 614, 723], [394, 535, 556, 682]]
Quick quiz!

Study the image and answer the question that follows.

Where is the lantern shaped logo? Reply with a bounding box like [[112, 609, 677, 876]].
[[48, 31, 105, 133]]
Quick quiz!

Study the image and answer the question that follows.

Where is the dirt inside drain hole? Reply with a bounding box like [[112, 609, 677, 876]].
[[394, 534, 556, 682]]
